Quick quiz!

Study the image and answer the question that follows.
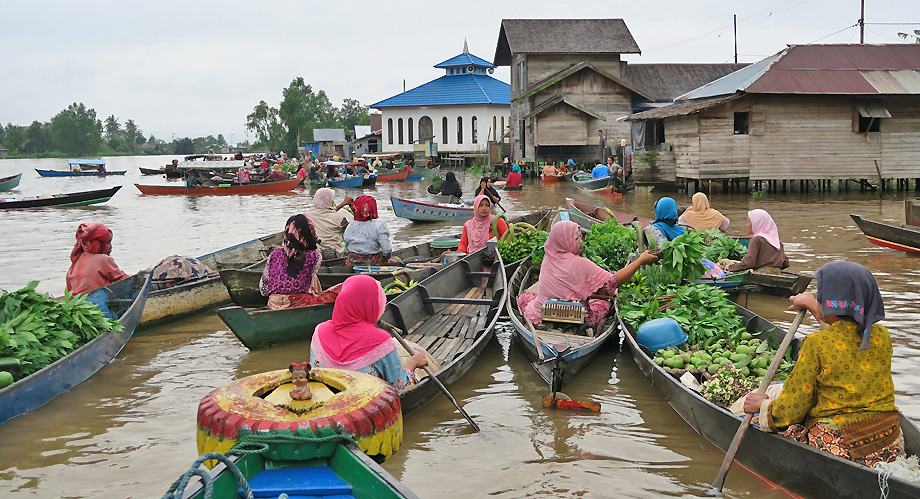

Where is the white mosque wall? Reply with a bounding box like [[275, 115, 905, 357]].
[[379, 105, 510, 154]]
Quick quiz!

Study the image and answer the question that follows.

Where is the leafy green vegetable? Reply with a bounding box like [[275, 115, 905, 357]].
[[0, 282, 123, 382], [658, 230, 707, 283], [582, 219, 637, 271], [701, 229, 748, 262]]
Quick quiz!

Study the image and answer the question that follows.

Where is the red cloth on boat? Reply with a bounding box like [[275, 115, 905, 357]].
[[311, 275, 390, 364], [266, 282, 342, 310]]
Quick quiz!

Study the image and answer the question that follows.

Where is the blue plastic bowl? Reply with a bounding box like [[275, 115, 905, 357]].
[[637, 317, 688, 352]]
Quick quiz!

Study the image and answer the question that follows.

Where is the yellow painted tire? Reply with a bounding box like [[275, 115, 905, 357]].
[[197, 368, 402, 462]]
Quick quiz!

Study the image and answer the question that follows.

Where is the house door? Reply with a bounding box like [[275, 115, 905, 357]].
[[419, 116, 433, 141]]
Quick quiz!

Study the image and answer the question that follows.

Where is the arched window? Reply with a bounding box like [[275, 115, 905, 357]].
[[457, 116, 463, 144], [442, 117, 448, 145], [493, 116, 497, 142], [398, 118, 404, 145], [408, 118, 414, 144], [471, 116, 478, 144], [419, 116, 433, 142], [387, 118, 393, 145]]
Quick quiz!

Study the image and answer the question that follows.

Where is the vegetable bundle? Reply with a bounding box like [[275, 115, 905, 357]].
[[496, 220, 548, 264], [701, 229, 748, 262], [0, 281, 123, 383], [582, 219, 637, 271]]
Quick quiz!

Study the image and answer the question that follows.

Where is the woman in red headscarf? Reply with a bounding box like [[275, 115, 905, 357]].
[[310, 275, 435, 390], [458, 194, 507, 253], [259, 214, 340, 309], [343, 196, 394, 266], [65, 222, 130, 294]]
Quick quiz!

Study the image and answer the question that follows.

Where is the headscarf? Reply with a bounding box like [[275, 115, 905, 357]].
[[542, 164, 556, 176], [653, 197, 685, 241], [567, 159, 575, 168], [352, 195, 378, 221], [282, 214, 319, 277], [440, 171, 462, 198], [271, 163, 283, 172], [463, 195, 494, 253], [314, 187, 336, 209], [70, 222, 114, 262], [312, 275, 392, 365], [511, 164, 521, 174], [748, 209, 781, 249], [681, 192, 726, 232], [815, 261, 885, 351], [527, 221, 611, 317]]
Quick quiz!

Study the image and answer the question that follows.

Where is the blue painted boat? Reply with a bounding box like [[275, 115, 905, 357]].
[[391, 196, 473, 222], [0, 272, 152, 426], [405, 173, 424, 181], [0, 173, 22, 191], [573, 172, 616, 191], [36, 159, 126, 177], [362, 174, 377, 186], [328, 175, 364, 188]]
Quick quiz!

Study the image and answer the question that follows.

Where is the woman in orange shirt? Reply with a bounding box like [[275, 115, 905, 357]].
[[65, 222, 129, 294]]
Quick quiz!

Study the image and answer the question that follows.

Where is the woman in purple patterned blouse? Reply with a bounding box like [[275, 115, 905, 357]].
[[259, 214, 340, 309]]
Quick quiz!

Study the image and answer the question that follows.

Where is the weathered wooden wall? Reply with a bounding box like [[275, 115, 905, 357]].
[[633, 150, 677, 187], [665, 116, 700, 179], [535, 107, 587, 145], [880, 96, 920, 179], [525, 54, 623, 84], [700, 100, 750, 179]]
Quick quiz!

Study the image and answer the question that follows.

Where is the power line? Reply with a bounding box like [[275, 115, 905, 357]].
[[864, 22, 920, 25], [806, 23, 858, 44]]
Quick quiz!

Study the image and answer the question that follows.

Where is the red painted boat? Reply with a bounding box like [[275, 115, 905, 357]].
[[377, 171, 409, 182], [134, 178, 301, 195], [541, 173, 564, 183]]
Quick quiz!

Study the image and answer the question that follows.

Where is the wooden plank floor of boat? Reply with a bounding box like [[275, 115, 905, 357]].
[[531, 329, 595, 349], [403, 284, 493, 365]]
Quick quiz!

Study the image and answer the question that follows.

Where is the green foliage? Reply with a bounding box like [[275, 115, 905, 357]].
[[659, 230, 706, 283], [582, 219, 638, 271], [2, 123, 28, 153], [0, 282, 123, 382], [466, 163, 487, 175], [701, 229, 748, 262], [51, 102, 102, 156], [337, 98, 370, 132], [497, 226, 547, 263], [26, 121, 53, 154]]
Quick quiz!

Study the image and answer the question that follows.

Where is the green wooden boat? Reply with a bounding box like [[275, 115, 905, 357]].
[[172, 438, 417, 499]]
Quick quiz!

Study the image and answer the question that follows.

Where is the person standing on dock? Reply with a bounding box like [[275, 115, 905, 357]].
[[595, 130, 607, 162]]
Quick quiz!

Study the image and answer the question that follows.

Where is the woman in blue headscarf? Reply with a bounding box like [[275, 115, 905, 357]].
[[647, 197, 685, 249]]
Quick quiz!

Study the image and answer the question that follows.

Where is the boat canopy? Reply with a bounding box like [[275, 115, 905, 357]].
[[361, 153, 402, 158], [68, 159, 106, 166]]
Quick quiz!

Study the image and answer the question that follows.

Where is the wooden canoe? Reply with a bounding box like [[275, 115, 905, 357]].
[[329, 175, 365, 188], [616, 300, 920, 499], [0, 173, 23, 191], [572, 172, 616, 191], [541, 173, 564, 183], [216, 268, 438, 350], [851, 213, 920, 254], [746, 271, 812, 297], [506, 258, 618, 393], [36, 169, 126, 177], [134, 178, 300, 195], [0, 186, 121, 209], [139, 167, 166, 175], [0, 273, 152, 426], [377, 171, 409, 182], [566, 198, 650, 229], [177, 440, 417, 499]]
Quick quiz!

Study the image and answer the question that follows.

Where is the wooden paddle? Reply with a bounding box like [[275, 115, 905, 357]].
[[708, 309, 807, 495], [378, 320, 481, 432]]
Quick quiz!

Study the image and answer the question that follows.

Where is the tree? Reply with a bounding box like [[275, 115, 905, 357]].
[[174, 137, 195, 155], [26, 121, 53, 154], [51, 103, 103, 156], [277, 77, 338, 157], [216, 133, 226, 146], [3, 124, 28, 153], [898, 30, 920, 43], [124, 119, 139, 144], [337, 98, 371, 133], [246, 100, 284, 150], [104, 115, 120, 136]]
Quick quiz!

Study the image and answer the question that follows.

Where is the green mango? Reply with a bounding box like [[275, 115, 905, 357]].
[[0, 371, 13, 389]]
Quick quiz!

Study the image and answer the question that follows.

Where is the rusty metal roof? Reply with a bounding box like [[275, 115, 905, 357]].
[[680, 45, 920, 99]]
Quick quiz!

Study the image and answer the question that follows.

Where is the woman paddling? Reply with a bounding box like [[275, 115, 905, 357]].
[[343, 196, 394, 266], [744, 261, 904, 467], [65, 222, 129, 294], [458, 195, 508, 254], [259, 214, 339, 309]]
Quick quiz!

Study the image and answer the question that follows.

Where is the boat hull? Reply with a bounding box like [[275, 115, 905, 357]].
[[329, 176, 364, 188], [138, 167, 165, 175], [0, 186, 121, 209], [0, 273, 152, 426], [377, 172, 409, 182], [573, 173, 616, 191], [218, 303, 335, 349], [362, 174, 378, 186], [135, 178, 300, 195], [746, 271, 812, 297], [391, 196, 473, 222], [35, 169, 126, 177], [617, 301, 920, 499], [851, 213, 920, 254], [0, 173, 23, 191]]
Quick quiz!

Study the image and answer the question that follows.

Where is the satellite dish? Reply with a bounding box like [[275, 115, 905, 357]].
[[488, 68, 495, 74], [467, 66, 475, 73]]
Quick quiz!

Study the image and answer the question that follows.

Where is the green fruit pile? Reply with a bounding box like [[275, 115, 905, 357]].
[[497, 220, 548, 263], [383, 278, 418, 295], [652, 333, 795, 381]]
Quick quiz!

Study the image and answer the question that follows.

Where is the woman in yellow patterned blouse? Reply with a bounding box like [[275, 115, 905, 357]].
[[743, 261, 905, 467]]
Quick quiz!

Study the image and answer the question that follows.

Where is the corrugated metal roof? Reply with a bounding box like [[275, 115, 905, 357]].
[[626, 94, 742, 121], [313, 129, 346, 142], [678, 50, 785, 100], [354, 125, 372, 138], [856, 100, 892, 118], [434, 52, 494, 68], [623, 63, 749, 101], [371, 74, 510, 108], [861, 71, 920, 94]]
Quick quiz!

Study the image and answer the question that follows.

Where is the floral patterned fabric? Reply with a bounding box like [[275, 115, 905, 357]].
[[259, 247, 322, 296], [780, 421, 904, 467]]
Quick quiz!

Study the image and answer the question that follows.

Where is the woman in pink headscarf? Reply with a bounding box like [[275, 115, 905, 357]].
[[517, 221, 658, 328], [725, 209, 789, 274], [458, 195, 508, 253], [65, 222, 130, 294], [310, 275, 432, 390]]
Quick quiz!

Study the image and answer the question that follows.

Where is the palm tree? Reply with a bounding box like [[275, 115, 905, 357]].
[[898, 30, 920, 43], [104, 115, 120, 136]]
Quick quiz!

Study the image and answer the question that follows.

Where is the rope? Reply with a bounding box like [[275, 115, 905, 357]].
[[227, 432, 355, 455], [878, 469, 891, 499], [161, 452, 254, 499]]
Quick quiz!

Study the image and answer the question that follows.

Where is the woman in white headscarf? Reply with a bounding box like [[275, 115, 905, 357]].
[[303, 187, 353, 258]]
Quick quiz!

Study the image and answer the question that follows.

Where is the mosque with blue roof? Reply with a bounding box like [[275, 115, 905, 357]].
[[371, 42, 510, 156]]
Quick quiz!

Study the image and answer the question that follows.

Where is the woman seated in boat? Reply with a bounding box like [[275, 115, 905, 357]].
[[186, 169, 203, 188], [304, 188, 353, 259], [646, 197, 686, 249], [295, 162, 308, 180], [474, 177, 501, 205], [541, 163, 558, 179], [744, 261, 904, 467], [517, 221, 659, 329], [458, 195, 508, 254], [263, 163, 288, 182], [66, 222, 129, 294], [343, 196, 394, 266], [722, 209, 788, 275], [439, 172, 463, 199], [325, 163, 338, 180], [505, 163, 522, 188], [310, 275, 434, 390], [259, 214, 339, 309], [236, 167, 251, 184], [678, 192, 729, 232]]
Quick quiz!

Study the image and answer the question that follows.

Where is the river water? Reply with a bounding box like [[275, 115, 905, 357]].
[[0, 156, 918, 498]]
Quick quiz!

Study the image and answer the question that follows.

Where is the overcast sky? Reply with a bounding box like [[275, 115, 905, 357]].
[[3, 0, 916, 143]]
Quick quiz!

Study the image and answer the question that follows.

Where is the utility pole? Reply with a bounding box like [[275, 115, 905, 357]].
[[859, 0, 865, 44], [734, 14, 738, 63]]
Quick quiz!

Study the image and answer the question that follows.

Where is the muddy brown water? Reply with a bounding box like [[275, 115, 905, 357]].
[[0, 157, 918, 498]]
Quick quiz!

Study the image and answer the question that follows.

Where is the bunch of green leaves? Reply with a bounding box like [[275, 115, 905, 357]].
[[497, 230, 547, 263], [0, 282, 123, 381], [658, 230, 707, 283], [582, 219, 637, 271], [701, 229, 748, 261]]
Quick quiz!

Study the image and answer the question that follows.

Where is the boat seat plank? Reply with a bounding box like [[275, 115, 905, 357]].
[[442, 287, 482, 315], [423, 297, 493, 306], [532, 329, 594, 347], [432, 337, 459, 361], [410, 314, 455, 339], [443, 336, 475, 361]]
